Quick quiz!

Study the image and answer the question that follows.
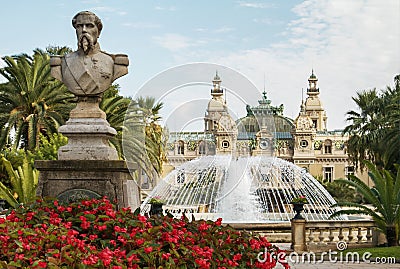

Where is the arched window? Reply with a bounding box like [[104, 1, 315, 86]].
[[324, 140, 332, 154], [177, 140, 185, 155]]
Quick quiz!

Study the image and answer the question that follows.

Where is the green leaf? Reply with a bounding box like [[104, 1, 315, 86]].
[[133, 207, 141, 216], [84, 214, 96, 221]]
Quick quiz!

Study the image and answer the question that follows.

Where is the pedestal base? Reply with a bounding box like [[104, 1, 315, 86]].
[[58, 118, 118, 160], [35, 160, 140, 210], [291, 218, 307, 252]]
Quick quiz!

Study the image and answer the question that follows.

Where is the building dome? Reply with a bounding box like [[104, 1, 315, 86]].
[[207, 98, 225, 112], [305, 97, 323, 110], [236, 114, 294, 137]]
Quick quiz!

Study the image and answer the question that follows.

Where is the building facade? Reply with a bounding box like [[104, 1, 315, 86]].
[[163, 71, 368, 188]]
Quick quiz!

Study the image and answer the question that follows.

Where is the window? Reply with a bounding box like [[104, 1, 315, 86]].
[[300, 140, 308, 148], [345, 166, 355, 178], [198, 141, 206, 154], [313, 120, 317, 129], [177, 141, 184, 154], [324, 140, 332, 154], [323, 167, 333, 182], [324, 145, 332, 154], [222, 140, 230, 149]]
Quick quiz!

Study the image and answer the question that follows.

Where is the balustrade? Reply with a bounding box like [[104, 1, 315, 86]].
[[303, 220, 376, 252]]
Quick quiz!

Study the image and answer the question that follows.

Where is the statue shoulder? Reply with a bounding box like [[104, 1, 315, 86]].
[[96, 50, 113, 64], [49, 54, 70, 81], [114, 54, 129, 66], [100, 51, 129, 65], [110, 53, 129, 80], [50, 55, 62, 67]]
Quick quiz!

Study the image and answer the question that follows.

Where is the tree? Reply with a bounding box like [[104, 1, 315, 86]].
[[122, 96, 165, 180], [136, 96, 165, 176], [137, 97, 165, 175], [0, 49, 74, 151], [331, 161, 400, 246], [29, 133, 68, 160], [100, 85, 131, 159], [318, 179, 364, 203], [343, 75, 400, 170]]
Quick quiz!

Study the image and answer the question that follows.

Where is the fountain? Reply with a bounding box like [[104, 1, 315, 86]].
[[141, 155, 344, 223]]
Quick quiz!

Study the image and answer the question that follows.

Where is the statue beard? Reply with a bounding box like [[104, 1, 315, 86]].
[[79, 34, 95, 55]]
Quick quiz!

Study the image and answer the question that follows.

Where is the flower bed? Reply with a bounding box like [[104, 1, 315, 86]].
[[0, 197, 288, 268]]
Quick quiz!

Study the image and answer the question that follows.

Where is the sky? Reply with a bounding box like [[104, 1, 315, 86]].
[[0, 0, 399, 131]]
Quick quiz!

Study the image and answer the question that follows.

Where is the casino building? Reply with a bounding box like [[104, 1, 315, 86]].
[[150, 71, 369, 191]]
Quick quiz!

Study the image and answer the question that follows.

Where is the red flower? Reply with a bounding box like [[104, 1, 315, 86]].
[[195, 258, 210, 269], [198, 222, 210, 231], [162, 253, 171, 260], [89, 234, 98, 240], [83, 254, 99, 265], [138, 215, 147, 222], [0, 197, 287, 268], [114, 226, 127, 233], [144, 247, 153, 253], [38, 261, 47, 268], [233, 253, 242, 261], [135, 238, 145, 246]]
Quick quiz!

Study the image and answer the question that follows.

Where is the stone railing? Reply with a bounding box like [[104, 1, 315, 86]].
[[292, 219, 378, 252]]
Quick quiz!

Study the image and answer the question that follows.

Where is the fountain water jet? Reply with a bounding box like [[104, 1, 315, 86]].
[[141, 155, 345, 223], [217, 157, 260, 222]]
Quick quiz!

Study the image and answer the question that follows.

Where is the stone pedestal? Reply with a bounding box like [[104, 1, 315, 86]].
[[58, 98, 119, 160], [291, 218, 307, 252], [35, 160, 140, 210]]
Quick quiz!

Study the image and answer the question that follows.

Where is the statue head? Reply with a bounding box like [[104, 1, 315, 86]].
[[72, 11, 103, 55]]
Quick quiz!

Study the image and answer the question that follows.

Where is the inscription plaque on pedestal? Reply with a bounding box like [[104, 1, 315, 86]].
[[57, 189, 101, 204]]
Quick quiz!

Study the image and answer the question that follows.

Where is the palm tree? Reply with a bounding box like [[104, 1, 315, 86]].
[[380, 80, 400, 167], [343, 75, 400, 170], [136, 96, 163, 124], [100, 85, 131, 158], [331, 161, 400, 246], [136, 96, 165, 176], [122, 96, 165, 180], [0, 49, 74, 151]]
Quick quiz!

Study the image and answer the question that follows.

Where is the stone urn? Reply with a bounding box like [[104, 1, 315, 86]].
[[292, 203, 307, 220], [149, 203, 164, 216]]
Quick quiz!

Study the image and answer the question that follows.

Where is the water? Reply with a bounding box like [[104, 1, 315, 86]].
[[141, 156, 344, 222], [217, 157, 260, 222]]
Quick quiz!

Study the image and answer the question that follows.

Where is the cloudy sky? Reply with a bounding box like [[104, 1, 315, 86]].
[[1, 0, 399, 131]]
